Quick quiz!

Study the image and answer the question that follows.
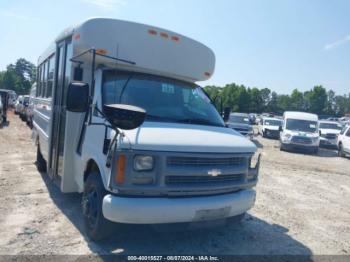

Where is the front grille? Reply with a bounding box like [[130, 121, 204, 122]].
[[325, 134, 336, 139], [167, 156, 244, 167], [165, 174, 244, 185], [291, 136, 312, 144]]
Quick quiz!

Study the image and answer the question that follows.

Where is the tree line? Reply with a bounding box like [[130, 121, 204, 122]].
[[204, 83, 350, 116], [0, 58, 36, 95]]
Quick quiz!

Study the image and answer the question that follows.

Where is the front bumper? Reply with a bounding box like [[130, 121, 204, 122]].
[[281, 143, 318, 152], [320, 139, 337, 148], [102, 189, 256, 224]]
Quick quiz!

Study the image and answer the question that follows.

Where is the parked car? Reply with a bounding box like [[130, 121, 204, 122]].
[[258, 117, 282, 139], [25, 84, 36, 127], [226, 113, 254, 139], [0, 95, 3, 125], [15, 95, 24, 115], [338, 125, 350, 158], [0, 89, 10, 123], [280, 111, 319, 154], [19, 95, 30, 121], [318, 121, 343, 149]]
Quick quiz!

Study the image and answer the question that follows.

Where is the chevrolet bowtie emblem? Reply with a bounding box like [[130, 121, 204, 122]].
[[208, 169, 222, 177]]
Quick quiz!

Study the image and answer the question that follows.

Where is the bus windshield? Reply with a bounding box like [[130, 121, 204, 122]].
[[102, 71, 225, 127], [286, 119, 317, 133]]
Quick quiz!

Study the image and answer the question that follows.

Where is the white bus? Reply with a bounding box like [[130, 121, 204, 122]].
[[33, 18, 260, 240]]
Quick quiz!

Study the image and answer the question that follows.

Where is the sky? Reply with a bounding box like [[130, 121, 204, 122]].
[[0, 0, 349, 94]]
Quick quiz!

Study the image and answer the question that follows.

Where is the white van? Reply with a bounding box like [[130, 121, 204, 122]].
[[33, 18, 260, 240], [280, 111, 319, 154], [258, 117, 282, 139]]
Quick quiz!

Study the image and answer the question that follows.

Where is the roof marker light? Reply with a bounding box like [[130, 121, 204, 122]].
[[148, 29, 157, 35], [74, 34, 81, 40], [160, 32, 169, 39], [171, 36, 180, 42], [96, 49, 108, 55]]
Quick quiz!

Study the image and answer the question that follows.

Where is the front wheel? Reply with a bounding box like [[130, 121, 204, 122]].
[[82, 173, 114, 241], [36, 143, 47, 172], [338, 144, 345, 157]]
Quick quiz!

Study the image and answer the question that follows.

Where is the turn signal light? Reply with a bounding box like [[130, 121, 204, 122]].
[[115, 155, 126, 184]]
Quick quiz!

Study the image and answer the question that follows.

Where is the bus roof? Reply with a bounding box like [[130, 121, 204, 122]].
[[38, 18, 215, 83]]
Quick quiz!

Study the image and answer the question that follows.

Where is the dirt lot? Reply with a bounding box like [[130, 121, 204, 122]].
[[0, 111, 350, 256]]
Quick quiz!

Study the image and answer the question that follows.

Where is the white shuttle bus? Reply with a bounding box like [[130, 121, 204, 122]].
[[33, 18, 260, 240]]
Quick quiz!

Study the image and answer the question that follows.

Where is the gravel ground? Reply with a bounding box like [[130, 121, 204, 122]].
[[0, 111, 350, 256]]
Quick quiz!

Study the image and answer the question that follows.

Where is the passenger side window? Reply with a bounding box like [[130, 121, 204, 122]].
[[102, 75, 129, 105], [346, 128, 350, 137], [340, 127, 347, 135]]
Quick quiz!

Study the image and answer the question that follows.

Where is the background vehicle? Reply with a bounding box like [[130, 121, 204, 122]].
[[319, 121, 342, 149], [15, 95, 24, 115], [338, 125, 350, 158], [258, 117, 282, 139], [0, 95, 3, 125], [33, 18, 260, 241], [280, 111, 319, 154], [0, 89, 10, 123], [226, 113, 254, 139], [25, 84, 36, 127], [19, 95, 30, 121]]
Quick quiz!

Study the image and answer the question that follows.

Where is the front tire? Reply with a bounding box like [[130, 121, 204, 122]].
[[338, 144, 345, 157], [36, 143, 47, 172], [82, 173, 113, 241]]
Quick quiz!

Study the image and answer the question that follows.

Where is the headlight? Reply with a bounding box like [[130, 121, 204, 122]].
[[312, 137, 319, 143], [134, 155, 154, 171], [248, 153, 261, 180]]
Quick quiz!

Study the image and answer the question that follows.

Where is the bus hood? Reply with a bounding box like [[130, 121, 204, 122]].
[[119, 121, 257, 153]]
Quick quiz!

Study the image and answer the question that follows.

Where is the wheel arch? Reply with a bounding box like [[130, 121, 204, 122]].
[[83, 158, 109, 190]]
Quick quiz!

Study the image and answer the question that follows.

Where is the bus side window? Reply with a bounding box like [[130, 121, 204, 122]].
[[46, 55, 55, 98], [37, 66, 42, 97], [40, 62, 45, 97]]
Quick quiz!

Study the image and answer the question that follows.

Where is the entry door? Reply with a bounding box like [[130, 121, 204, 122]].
[[50, 39, 73, 178]]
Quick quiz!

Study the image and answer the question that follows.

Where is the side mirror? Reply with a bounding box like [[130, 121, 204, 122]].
[[223, 107, 231, 122], [66, 82, 89, 112], [103, 104, 146, 130], [279, 126, 283, 132]]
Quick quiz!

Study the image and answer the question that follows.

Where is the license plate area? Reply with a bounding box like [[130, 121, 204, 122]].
[[194, 206, 231, 221]]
